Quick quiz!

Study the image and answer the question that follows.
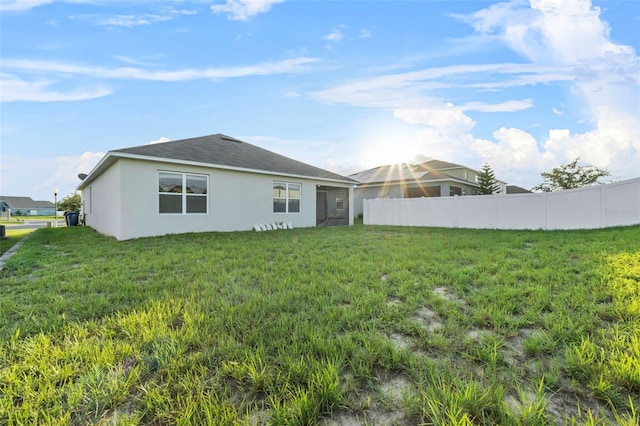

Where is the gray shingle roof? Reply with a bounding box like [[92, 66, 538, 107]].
[[414, 159, 464, 170], [350, 161, 471, 185], [111, 134, 355, 183], [506, 185, 532, 194], [0, 196, 55, 209]]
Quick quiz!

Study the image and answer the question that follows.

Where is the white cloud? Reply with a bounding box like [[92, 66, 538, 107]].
[[551, 103, 564, 115], [359, 29, 372, 39], [147, 136, 171, 145], [310, 62, 573, 108], [0, 0, 54, 11], [3, 57, 318, 83], [71, 13, 173, 28], [0, 74, 112, 102], [463, 0, 640, 180], [0, 151, 104, 202], [394, 108, 476, 134], [324, 28, 343, 42], [460, 99, 532, 112], [49, 151, 105, 193], [2, 57, 318, 102], [210, 0, 284, 21], [312, 0, 640, 186], [112, 55, 163, 66]]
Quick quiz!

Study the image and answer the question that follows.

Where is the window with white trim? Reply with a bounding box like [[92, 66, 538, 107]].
[[159, 171, 208, 214], [273, 182, 301, 213], [336, 191, 345, 210]]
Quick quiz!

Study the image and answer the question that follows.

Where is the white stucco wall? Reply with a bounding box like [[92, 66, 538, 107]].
[[82, 161, 122, 239], [84, 158, 353, 240]]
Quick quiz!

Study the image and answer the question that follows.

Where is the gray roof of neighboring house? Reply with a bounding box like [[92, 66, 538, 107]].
[[79, 134, 356, 189], [0, 196, 55, 209], [414, 159, 465, 171], [506, 185, 532, 194], [350, 160, 473, 185]]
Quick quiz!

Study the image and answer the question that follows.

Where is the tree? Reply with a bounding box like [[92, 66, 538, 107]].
[[58, 192, 82, 212], [532, 158, 610, 192], [477, 163, 500, 194]]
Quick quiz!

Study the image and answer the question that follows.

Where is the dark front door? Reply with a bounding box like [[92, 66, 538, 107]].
[[316, 191, 327, 225]]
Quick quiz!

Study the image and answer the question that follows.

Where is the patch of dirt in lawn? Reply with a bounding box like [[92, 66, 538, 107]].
[[504, 387, 615, 424], [389, 332, 412, 350], [385, 298, 401, 307], [412, 306, 443, 333], [466, 328, 493, 341], [321, 374, 410, 426], [432, 286, 465, 305], [244, 408, 271, 425], [503, 328, 536, 366]]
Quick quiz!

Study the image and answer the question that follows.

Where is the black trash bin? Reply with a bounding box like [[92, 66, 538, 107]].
[[67, 212, 79, 226]]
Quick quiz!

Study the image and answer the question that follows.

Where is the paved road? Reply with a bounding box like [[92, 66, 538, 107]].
[[4, 221, 66, 229]]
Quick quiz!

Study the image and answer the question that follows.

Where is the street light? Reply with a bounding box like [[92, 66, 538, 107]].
[[54, 188, 58, 228]]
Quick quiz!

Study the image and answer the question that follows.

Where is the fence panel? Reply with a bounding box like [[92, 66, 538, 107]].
[[603, 179, 640, 227], [363, 178, 640, 230]]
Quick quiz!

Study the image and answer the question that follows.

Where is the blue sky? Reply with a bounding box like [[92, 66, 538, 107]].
[[1, 0, 639, 202]]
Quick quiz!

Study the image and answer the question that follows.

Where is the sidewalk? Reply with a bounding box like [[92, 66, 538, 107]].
[[0, 230, 35, 271]]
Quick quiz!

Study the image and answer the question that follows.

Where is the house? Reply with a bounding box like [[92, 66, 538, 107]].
[[350, 159, 507, 218], [77, 134, 356, 240], [506, 185, 532, 194], [0, 196, 56, 216]]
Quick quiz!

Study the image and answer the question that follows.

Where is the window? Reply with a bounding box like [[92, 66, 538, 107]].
[[159, 171, 208, 214], [273, 182, 301, 213], [450, 186, 462, 196], [336, 191, 345, 210]]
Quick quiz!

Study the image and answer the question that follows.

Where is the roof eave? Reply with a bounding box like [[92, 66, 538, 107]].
[[77, 152, 356, 190], [355, 177, 482, 188]]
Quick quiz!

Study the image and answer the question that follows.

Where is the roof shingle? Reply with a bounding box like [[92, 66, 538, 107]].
[[0, 196, 55, 209], [112, 134, 354, 183]]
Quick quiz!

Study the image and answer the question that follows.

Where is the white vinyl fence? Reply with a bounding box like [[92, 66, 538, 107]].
[[363, 178, 640, 230]]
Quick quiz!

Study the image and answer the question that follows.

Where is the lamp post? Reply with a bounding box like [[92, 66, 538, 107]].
[[54, 188, 58, 228]]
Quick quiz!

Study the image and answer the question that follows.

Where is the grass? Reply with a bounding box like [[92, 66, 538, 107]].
[[0, 224, 638, 425], [0, 228, 35, 256]]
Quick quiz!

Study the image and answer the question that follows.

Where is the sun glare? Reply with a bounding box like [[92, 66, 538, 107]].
[[358, 123, 421, 168]]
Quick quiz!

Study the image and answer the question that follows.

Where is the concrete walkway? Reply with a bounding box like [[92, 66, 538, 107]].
[[0, 230, 35, 271]]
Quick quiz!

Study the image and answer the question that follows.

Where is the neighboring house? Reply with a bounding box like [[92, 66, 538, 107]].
[[77, 134, 356, 240], [0, 196, 56, 216], [350, 159, 507, 218], [506, 185, 532, 194]]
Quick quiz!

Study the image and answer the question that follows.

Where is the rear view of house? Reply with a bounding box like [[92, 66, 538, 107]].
[[77, 134, 355, 240], [350, 160, 507, 218]]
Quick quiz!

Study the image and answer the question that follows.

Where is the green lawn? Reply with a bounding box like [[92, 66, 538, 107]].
[[1, 225, 638, 425], [0, 228, 35, 256]]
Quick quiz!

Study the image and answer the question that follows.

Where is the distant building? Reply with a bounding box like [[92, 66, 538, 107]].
[[350, 159, 508, 218], [0, 196, 56, 216], [506, 185, 532, 194]]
